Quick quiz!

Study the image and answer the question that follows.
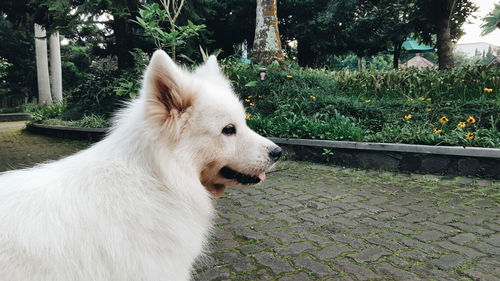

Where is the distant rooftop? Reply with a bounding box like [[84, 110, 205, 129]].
[[455, 42, 499, 57]]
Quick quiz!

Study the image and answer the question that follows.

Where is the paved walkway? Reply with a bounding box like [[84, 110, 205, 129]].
[[1, 122, 499, 281]]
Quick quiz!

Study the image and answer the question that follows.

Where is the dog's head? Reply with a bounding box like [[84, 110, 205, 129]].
[[139, 50, 281, 198]]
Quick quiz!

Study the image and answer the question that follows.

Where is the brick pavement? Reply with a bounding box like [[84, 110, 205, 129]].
[[1, 121, 499, 281]]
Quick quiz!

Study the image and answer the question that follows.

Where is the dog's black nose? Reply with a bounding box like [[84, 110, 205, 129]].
[[269, 146, 282, 162]]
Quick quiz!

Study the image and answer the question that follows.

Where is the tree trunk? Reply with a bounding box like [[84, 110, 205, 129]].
[[297, 39, 314, 67], [112, 15, 134, 70], [393, 41, 403, 69], [49, 32, 63, 103], [253, 0, 284, 64], [34, 24, 52, 105], [357, 55, 363, 71], [436, 16, 453, 69]]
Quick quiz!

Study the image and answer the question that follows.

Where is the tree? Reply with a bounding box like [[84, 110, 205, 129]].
[[135, 0, 205, 62], [253, 0, 284, 64], [415, 0, 477, 69], [34, 23, 52, 104], [481, 3, 500, 36]]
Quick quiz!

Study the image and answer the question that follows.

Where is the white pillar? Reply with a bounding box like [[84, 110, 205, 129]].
[[34, 24, 52, 105], [49, 31, 63, 103]]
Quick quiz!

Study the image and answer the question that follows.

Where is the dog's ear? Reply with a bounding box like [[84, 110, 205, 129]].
[[143, 50, 193, 121], [194, 55, 222, 77]]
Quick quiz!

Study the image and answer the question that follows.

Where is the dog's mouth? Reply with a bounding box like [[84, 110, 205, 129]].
[[219, 166, 266, 185]]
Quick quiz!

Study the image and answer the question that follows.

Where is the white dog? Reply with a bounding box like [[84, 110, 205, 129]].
[[0, 50, 281, 281]]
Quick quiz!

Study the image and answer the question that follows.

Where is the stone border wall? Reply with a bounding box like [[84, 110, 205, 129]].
[[269, 138, 500, 179], [26, 123, 107, 142], [0, 113, 30, 122], [24, 124, 500, 178]]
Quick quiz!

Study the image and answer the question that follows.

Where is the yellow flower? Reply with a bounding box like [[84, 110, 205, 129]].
[[310, 96, 316, 100], [466, 116, 476, 124], [404, 114, 412, 120], [407, 98, 414, 102], [248, 95, 253, 98], [439, 116, 449, 124], [258, 96, 263, 98], [245, 113, 251, 120], [287, 75, 293, 79], [418, 97, 425, 101], [426, 98, 432, 101], [484, 88, 493, 93], [364, 99, 372, 103], [457, 122, 466, 128], [249, 102, 255, 107], [465, 132, 474, 140], [245, 99, 250, 103], [425, 107, 432, 112], [433, 128, 442, 134]]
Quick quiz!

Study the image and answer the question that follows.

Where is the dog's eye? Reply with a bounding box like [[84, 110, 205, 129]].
[[222, 124, 236, 136]]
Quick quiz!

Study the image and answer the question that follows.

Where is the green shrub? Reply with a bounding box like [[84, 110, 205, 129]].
[[248, 111, 365, 141], [38, 114, 109, 128], [222, 60, 500, 148], [29, 103, 67, 123]]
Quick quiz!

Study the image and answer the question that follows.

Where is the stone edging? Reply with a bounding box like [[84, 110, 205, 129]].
[[269, 138, 500, 179], [0, 113, 30, 122], [24, 124, 500, 178], [268, 138, 500, 159], [26, 123, 107, 142]]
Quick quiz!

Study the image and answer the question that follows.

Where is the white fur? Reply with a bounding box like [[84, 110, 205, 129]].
[[0, 50, 278, 281]]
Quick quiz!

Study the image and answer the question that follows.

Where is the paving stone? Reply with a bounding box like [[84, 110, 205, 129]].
[[313, 244, 352, 260], [418, 221, 460, 234], [324, 277, 355, 281], [216, 251, 255, 272], [277, 272, 313, 281], [348, 247, 390, 263], [275, 241, 316, 256], [431, 213, 456, 224], [431, 253, 467, 270], [400, 249, 430, 262], [330, 234, 367, 249], [474, 258, 500, 275], [365, 236, 404, 251], [484, 233, 500, 247], [316, 207, 344, 217], [412, 265, 462, 281], [253, 252, 294, 275], [459, 269, 500, 281], [233, 228, 267, 241], [402, 238, 443, 254], [299, 232, 332, 245], [387, 257, 411, 267], [450, 233, 477, 245], [292, 255, 336, 277], [414, 230, 446, 242], [330, 260, 380, 281], [472, 242, 500, 256], [193, 266, 231, 281], [450, 222, 495, 235], [461, 214, 490, 225], [374, 262, 424, 281], [434, 241, 485, 258], [267, 231, 299, 244], [239, 239, 279, 255]]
